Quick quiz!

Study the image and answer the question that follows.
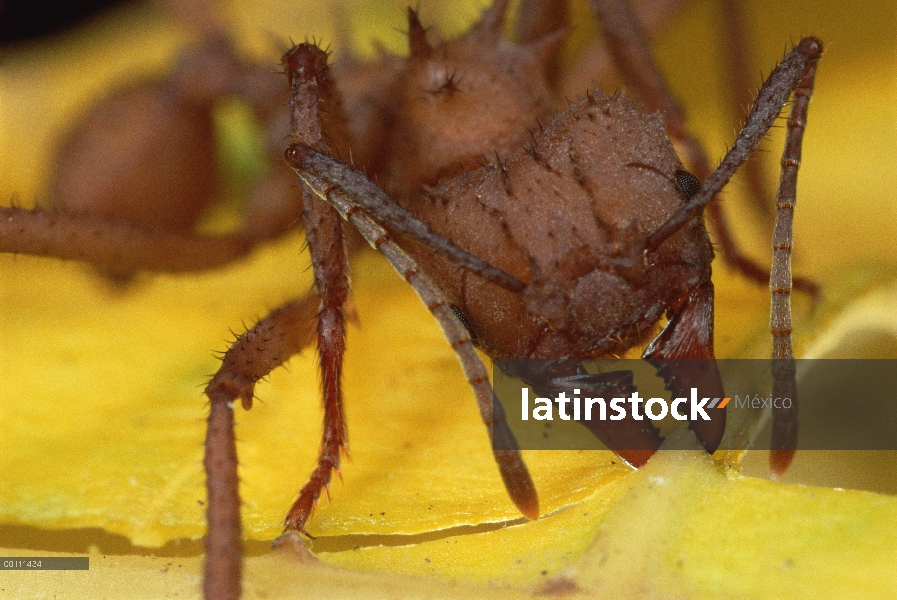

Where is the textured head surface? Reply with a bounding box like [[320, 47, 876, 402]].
[[331, 5, 713, 360], [408, 92, 713, 358]]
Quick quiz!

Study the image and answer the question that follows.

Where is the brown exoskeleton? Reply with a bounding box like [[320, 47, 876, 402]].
[[206, 0, 820, 596], [1, 1, 822, 598]]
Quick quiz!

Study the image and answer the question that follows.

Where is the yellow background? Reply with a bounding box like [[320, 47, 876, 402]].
[[1, 0, 895, 598]]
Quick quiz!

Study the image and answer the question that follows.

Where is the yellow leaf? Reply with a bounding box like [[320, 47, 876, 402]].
[[1, 0, 895, 598]]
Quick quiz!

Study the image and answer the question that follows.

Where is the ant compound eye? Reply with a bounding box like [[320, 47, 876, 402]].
[[675, 169, 701, 199]]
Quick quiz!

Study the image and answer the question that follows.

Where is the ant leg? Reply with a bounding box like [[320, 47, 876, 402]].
[[720, 0, 774, 222], [645, 38, 822, 253], [589, 0, 819, 296], [203, 42, 351, 596], [0, 206, 253, 273], [645, 38, 820, 471], [279, 190, 349, 536], [0, 160, 305, 273], [768, 45, 820, 476], [290, 147, 525, 295], [515, 0, 569, 88], [203, 295, 320, 600], [289, 149, 539, 521], [278, 45, 352, 536], [562, 0, 686, 99], [714, 0, 819, 298], [280, 31, 538, 515], [204, 392, 240, 600]]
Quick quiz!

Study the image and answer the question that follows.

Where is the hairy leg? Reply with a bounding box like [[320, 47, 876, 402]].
[[279, 43, 352, 537], [0, 206, 251, 273], [203, 295, 320, 600]]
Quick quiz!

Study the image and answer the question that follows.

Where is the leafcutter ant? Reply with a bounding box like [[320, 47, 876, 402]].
[[0, 1, 822, 598]]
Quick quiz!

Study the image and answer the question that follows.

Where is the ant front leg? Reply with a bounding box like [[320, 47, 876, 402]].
[[288, 139, 539, 522], [278, 44, 352, 537], [202, 41, 352, 600], [282, 44, 540, 523]]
